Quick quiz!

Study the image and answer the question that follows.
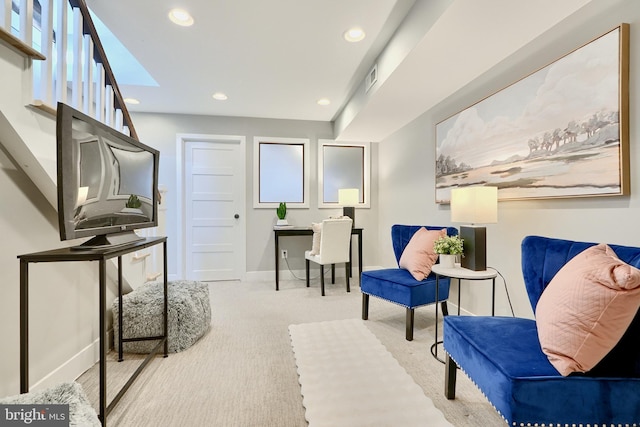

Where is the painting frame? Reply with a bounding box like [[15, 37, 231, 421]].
[[435, 24, 629, 204]]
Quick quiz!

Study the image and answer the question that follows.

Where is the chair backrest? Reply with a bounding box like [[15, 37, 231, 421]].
[[521, 235, 640, 376], [318, 218, 353, 264], [391, 225, 458, 266], [521, 235, 640, 311]]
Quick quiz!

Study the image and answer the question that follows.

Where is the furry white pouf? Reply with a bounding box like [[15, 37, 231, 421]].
[[113, 280, 211, 353], [0, 382, 100, 426]]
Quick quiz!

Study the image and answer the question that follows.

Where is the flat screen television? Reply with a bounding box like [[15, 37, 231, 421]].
[[56, 102, 159, 249]]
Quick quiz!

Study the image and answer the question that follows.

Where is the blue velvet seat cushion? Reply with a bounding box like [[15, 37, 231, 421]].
[[361, 269, 450, 308], [444, 315, 640, 425]]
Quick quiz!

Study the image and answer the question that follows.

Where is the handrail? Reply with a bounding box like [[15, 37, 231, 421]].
[[68, 0, 138, 140]]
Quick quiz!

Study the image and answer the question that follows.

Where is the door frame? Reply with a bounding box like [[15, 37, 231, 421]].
[[176, 133, 247, 280]]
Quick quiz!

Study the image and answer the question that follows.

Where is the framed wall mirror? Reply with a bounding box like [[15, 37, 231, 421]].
[[253, 137, 310, 208], [318, 140, 370, 208]]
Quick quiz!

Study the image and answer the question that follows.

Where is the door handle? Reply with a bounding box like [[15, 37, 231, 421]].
[[234, 214, 240, 219]]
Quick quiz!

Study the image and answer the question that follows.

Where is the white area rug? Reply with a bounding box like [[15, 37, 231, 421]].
[[289, 319, 454, 427]]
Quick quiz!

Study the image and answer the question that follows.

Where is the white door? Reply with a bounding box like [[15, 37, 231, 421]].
[[184, 138, 244, 281]]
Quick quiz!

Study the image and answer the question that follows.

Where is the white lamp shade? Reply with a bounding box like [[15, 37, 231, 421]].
[[338, 188, 360, 206], [451, 186, 498, 224]]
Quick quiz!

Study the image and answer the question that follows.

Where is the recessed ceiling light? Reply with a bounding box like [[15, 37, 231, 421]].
[[212, 92, 228, 101], [343, 27, 365, 42], [124, 97, 140, 105], [317, 98, 331, 106], [168, 9, 194, 27]]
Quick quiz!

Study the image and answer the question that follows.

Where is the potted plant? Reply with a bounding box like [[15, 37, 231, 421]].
[[276, 202, 288, 226], [433, 235, 464, 268], [122, 194, 143, 214]]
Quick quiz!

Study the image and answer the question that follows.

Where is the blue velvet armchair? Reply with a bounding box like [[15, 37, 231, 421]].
[[361, 225, 458, 341], [443, 235, 640, 426]]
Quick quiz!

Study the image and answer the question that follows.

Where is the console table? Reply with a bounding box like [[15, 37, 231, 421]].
[[431, 264, 497, 363], [274, 227, 362, 290], [18, 237, 168, 426]]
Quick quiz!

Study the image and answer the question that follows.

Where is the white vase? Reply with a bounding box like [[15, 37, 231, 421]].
[[276, 219, 288, 226], [439, 254, 456, 268]]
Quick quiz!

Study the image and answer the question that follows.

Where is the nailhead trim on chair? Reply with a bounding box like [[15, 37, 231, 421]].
[[363, 292, 436, 310], [446, 352, 639, 427]]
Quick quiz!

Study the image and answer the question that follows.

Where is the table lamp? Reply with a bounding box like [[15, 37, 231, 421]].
[[450, 186, 497, 271], [338, 188, 359, 227]]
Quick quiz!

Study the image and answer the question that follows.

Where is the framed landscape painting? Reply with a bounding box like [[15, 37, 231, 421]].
[[435, 24, 629, 203]]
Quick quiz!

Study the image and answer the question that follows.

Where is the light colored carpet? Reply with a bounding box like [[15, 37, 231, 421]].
[[289, 319, 453, 427], [76, 279, 505, 426]]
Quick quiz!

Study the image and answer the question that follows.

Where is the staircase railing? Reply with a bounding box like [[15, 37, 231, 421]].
[[1, 0, 138, 139]]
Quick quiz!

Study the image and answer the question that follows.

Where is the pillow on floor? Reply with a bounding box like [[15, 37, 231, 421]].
[[399, 227, 447, 281], [309, 222, 322, 255], [536, 243, 640, 376]]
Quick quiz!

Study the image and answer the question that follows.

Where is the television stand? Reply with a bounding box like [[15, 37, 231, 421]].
[[18, 237, 168, 426], [71, 231, 144, 251]]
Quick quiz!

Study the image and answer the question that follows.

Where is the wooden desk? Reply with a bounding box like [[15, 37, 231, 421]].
[[18, 237, 168, 426], [274, 227, 362, 290]]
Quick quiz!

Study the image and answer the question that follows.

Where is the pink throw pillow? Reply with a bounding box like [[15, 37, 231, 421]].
[[536, 243, 640, 376], [399, 227, 447, 281]]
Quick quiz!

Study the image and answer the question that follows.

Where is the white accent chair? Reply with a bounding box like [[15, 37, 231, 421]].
[[305, 218, 353, 296]]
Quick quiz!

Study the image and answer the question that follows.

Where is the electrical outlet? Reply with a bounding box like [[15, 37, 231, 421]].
[[281, 250, 288, 259]]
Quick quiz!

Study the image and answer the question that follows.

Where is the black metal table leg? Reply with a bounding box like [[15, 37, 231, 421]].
[[164, 240, 169, 357], [20, 259, 29, 394], [118, 256, 123, 362], [274, 233, 280, 290], [99, 259, 107, 426]]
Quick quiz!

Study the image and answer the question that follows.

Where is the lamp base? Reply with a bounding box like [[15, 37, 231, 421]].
[[460, 226, 486, 271], [343, 207, 355, 227]]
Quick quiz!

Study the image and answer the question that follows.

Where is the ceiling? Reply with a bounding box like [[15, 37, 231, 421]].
[[85, 0, 415, 127], [85, 0, 616, 142]]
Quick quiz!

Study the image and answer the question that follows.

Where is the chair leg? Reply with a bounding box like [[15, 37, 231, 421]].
[[362, 294, 369, 320], [445, 353, 458, 399], [331, 264, 335, 284], [305, 259, 310, 287], [320, 266, 325, 296], [406, 308, 414, 341], [345, 262, 350, 292], [441, 301, 449, 316]]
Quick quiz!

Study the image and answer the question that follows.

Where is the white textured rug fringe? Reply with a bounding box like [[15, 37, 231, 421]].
[[289, 319, 454, 427]]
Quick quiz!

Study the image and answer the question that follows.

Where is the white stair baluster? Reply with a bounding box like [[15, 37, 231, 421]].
[[1, 0, 11, 30], [54, 0, 67, 103], [94, 62, 105, 121], [18, 0, 33, 46], [82, 34, 94, 115], [35, 0, 54, 105], [70, 6, 82, 108]]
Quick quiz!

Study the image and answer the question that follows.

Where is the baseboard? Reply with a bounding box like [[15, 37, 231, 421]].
[[30, 329, 114, 392], [246, 265, 372, 282], [445, 303, 474, 316]]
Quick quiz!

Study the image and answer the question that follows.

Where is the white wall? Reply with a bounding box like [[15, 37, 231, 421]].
[[0, 41, 119, 398], [130, 112, 379, 280], [378, 0, 640, 319]]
